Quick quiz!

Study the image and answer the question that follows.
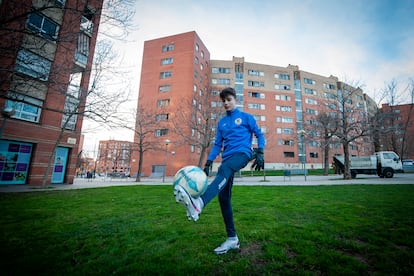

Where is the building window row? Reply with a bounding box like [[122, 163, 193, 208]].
[[275, 94, 291, 101], [274, 73, 290, 80], [276, 105, 292, 112], [211, 78, 230, 85], [304, 78, 316, 85], [248, 69, 264, 77], [275, 84, 291, 90], [278, 139, 294, 146], [248, 91, 265, 99], [248, 80, 264, 87], [305, 88, 317, 95], [211, 67, 231, 74], [247, 103, 265, 110], [276, 116, 293, 123]]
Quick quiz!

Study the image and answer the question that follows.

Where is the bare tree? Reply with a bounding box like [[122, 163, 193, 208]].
[[306, 112, 338, 175], [171, 88, 224, 167], [119, 105, 161, 182], [325, 82, 373, 179]]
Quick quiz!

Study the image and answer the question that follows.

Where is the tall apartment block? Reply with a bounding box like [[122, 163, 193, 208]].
[[0, 0, 103, 185], [132, 31, 377, 178]]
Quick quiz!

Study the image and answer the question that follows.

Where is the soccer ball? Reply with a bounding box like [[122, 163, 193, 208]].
[[173, 166, 208, 198]]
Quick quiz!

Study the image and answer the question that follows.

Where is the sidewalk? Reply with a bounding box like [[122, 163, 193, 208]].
[[1, 173, 413, 193]]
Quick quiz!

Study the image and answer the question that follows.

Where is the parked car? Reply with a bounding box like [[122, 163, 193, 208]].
[[402, 159, 413, 166], [402, 159, 414, 173]]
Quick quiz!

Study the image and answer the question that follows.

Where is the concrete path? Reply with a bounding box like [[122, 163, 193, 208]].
[[1, 173, 413, 193]]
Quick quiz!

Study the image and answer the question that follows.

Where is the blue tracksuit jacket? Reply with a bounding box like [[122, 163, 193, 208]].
[[207, 108, 265, 161]]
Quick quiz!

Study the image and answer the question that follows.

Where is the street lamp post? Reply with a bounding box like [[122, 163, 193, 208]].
[[171, 151, 175, 176], [0, 107, 16, 138], [298, 130, 307, 181], [163, 139, 170, 182]]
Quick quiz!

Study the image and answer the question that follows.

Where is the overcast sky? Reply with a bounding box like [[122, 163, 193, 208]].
[[82, 0, 414, 155]]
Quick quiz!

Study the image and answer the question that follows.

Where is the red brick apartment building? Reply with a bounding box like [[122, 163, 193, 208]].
[[0, 0, 103, 185], [96, 140, 132, 176], [131, 31, 378, 178], [380, 103, 414, 160]]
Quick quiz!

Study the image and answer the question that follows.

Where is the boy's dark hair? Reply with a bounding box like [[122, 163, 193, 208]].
[[220, 87, 236, 100]]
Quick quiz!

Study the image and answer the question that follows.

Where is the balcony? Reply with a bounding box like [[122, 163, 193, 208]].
[[80, 16, 93, 36]]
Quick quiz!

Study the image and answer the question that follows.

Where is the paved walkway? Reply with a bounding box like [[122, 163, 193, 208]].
[[1, 173, 413, 193]]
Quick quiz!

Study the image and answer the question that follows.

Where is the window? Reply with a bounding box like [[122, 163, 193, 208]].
[[284, 151, 295, 158], [276, 105, 292, 112], [278, 139, 294, 146], [161, 57, 173, 65], [155, 129, 168, 137], [248, 103, 265, 110], [195, 43, 199, 51], [323, 83, 336, 90], [157, 99, 170, 107], [274, 73, 290, 80], [274, 84, 290, 90], [5, 93, 42, 123], [275, 94, 291, 101], [156, 114, 169, 121], [15, 49, 52, 81], [211, 78, 230, 85], [67, 73, 82, 98], [324, 92, 336, 100], [200, 51, 204, 58], [160, 71, 172, 79], [304, 78, 316, 85], [162, 44, 174, 52], [276, 116, 293, 123], [27, 12, 59, 40], [248, 81, 265, 87], [62, 96, 79, 130], [212, 67, 231, 74], [75, 32, 90, 66], [159, 85, 171, 93], [248, 70, 264, 76], [248, 91, 265, 98], [310, 152, 319, 158], [305, 98, 318, 105], [277, 128, 294, 134], [306, 108, 318, 115], [305, 88, 317, 95], [194, 56, 199, 64]]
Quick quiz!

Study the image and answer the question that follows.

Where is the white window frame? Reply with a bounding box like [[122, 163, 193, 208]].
[[27, 12, 59, 40], [6, 92, 42, 123]]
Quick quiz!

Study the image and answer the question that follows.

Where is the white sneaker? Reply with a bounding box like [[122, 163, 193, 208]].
[[174, 185, 203, 221], [214, 237, 240, 255]]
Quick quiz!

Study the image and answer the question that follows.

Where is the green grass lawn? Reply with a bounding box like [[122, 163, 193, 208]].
[[1, 185, 413, 275]]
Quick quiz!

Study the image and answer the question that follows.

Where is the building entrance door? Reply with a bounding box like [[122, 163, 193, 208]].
[[51, 146, 69, 184]]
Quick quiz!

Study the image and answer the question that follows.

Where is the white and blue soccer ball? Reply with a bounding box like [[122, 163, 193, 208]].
[[173, 166, 208, 198]]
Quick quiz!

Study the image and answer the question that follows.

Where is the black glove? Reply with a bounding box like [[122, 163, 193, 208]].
[[251, 148, 264, 171], [204, 160, 212, 176]]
